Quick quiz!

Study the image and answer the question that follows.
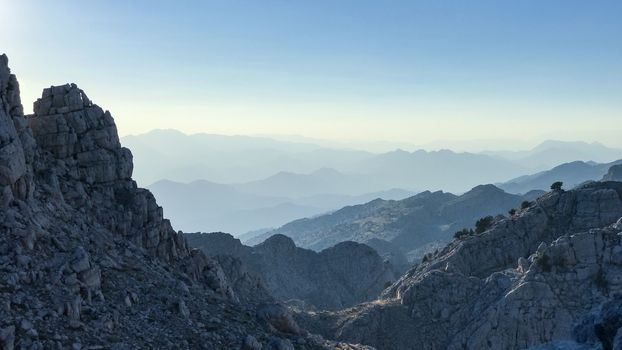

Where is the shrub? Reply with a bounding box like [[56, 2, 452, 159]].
[[521, 201, 531, 209], [508, 208, 517, 216], [454, 228, 474, 239], [475, 216, 494, 234], [550, 181, 563, 191]]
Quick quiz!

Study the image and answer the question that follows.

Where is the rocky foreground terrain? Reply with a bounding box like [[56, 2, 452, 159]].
[[297, 181, 622, 350], [0, 55, 370, 350], [186, 232, 396, 310]]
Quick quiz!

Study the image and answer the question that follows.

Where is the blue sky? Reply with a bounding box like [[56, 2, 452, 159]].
[[2, 0, 621, 150]]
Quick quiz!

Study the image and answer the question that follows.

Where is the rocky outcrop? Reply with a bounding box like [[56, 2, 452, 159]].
[[299, 182, 622, 350], [0, 54, 36, 206], [0, 55, 368, 350], [186, 232, 397, 310], [603, 164, 622, 182]]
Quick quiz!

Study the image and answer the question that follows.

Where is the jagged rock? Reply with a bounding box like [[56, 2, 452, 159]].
[[257, 304, 304, 335], [243, 335, 263, 350], [0, 55, 367, 350], [0, 325, 15, 350], [299, 183, 622, 350], [70, 246, 91, 273], [178, 299, 190, 319]]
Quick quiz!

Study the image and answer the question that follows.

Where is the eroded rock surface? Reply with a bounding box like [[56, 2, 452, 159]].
[[0, 54, 370, 350], [299, 183, 622, 350]]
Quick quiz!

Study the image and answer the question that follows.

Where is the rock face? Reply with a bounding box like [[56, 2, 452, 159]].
[[252, 184, 537, 262], [603, 164, 622, 182], [186, 232, 397, 310], [0, 55, 369, 350], [299, 182, 622, 350]]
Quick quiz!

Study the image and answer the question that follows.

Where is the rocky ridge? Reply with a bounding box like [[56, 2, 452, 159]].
[[0, 54, 369, 350], [603, 165, 622, 182], [186, 232, 397, 310], [298, 182, 622, 350], [252, 184, 539, 262]]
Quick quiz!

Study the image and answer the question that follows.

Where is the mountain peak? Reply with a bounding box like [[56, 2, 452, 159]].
[[467, 184, 505, 194], [258, 233, 297, 251]]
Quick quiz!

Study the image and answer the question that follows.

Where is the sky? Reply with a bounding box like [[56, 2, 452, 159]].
[[2, 0, 622, 151]]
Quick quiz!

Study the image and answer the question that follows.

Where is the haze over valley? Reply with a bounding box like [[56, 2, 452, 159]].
[[125, 129, 622, 236]]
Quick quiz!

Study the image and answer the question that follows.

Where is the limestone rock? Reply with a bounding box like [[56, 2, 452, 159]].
[[300, 183, 622, 350], [0, 55, 365, 350]]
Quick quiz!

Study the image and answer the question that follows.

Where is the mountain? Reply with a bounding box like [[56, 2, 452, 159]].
[[126, 130, 558, 195], [0, 56, 367, 350], [349, 149, 527, 193], [484, 140, 622, 171], [186, 232, 396, 310], [121, 129, 374, 186], [298, 181, 622, 350], [250, 184, 536, 261], [147, 178, 321, 233], [499, 159, 622, 194], [234, 167, 378, 198], [603, 164, 622, 182], [148, 177, 414, 234]]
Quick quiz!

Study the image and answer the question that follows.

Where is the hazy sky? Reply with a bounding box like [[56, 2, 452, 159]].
[[2, 0, 621, 150]]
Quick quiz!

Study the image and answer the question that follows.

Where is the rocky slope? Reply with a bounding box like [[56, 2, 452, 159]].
[[298, 182, 622, 350], [0, 55, 369, 350], [251, 184, 539, 261], [603, 164, 622, 182], [186, 232, 397, 310]]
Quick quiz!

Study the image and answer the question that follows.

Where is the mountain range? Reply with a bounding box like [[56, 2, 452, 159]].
[[149, 177, 413, 234], [298, 181, 622, 350], [123, 129, 622, 192], [499, 159, 622, 194], [127, 130, 622, 237], [4, 53, 622, 350], [247, 184, 543, 261]]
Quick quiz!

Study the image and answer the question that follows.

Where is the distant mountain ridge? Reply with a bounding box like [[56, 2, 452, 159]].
[[130, 130, 622, 237], [149, 175, 414, 234], [484, 140, 622, 171], [499, 159, 622, 194], [249, 184, 539, 261]]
